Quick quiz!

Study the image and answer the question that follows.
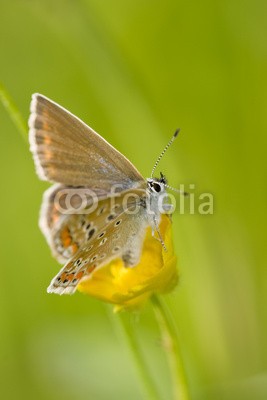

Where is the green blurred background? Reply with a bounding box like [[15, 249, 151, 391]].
[[0, 1, 266, 399]]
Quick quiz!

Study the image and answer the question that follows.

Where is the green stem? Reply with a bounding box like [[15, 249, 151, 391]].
[[151, 295, 190, 400], [0, 82, 28, 140], [108, 308, 161, 400]]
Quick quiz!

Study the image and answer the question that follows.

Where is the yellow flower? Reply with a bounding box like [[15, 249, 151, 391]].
[[77, 215, 178, 311]]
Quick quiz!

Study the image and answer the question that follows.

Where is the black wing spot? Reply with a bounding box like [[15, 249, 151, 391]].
[[87, 228, 96, 240], [97, 206, 106, 215], [112, 246, 121, 253], [107, 214, 116, 222]]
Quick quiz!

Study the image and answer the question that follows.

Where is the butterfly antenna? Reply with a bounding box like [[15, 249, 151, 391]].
[[165, 184, 189, 196], [151, 129, 180, 178]]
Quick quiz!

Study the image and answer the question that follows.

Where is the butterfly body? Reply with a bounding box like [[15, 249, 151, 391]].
[[29, 94, 171, 294]]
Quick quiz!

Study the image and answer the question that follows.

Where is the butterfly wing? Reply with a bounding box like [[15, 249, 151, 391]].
[[40, 184, 147, 263], [29, 93, 144, 189], [39, 183, 115, 263], [47, 191, 148, 294]]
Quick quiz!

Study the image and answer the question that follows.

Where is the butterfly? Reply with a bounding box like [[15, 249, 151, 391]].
[[29, 94, 181, 294]]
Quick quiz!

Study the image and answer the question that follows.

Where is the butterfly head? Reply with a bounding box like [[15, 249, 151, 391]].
[[147, 172, 167, 195]]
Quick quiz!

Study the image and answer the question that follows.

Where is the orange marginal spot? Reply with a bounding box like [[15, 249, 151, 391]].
[[87, 265, 96, 273], [72, 243, 79, 254], [76, 271, 84, 280], [41, 119, 52, 141], [44, 135, 51, 144], [61, 272, 67, 281], [44, 151, 53, 160], [60, 228, 72, 248], [67, 273, 74, 281], [42, 121, 51, 135], [61, 228, 69, 240], [42, 111, 51, 126], [63, 237, 72, 247]]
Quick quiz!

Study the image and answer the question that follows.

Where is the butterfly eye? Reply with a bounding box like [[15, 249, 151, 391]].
[[153, 182, 162, 193]]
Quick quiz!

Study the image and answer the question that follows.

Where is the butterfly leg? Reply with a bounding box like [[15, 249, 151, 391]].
[[152, 214, 167, 252]]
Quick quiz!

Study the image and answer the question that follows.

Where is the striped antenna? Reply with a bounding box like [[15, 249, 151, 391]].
[[165, 184, 189, 197], [151, 129, 180, 178]]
